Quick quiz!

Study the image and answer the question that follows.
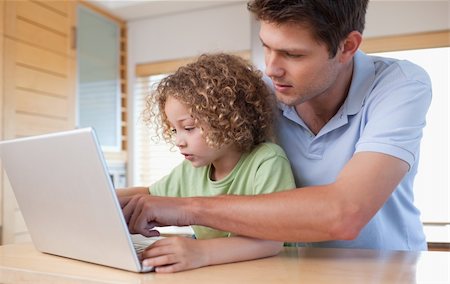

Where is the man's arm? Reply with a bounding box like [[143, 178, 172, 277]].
[[116, 187, 149, 197], [122, 152, 408, 242]]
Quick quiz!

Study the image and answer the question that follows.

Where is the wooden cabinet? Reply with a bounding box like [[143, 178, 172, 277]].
[[0, 0, 128, 245], [1, 0, 77, 244]]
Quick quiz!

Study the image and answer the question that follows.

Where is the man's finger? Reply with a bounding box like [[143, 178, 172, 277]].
[[128, 196, 142, 231], [118, 195, 132, 208], [141, 229, 161, 238], [133, 200, 154, 235], [121, 196, 139, 224]]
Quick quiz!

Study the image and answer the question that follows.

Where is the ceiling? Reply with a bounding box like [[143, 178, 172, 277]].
[[85, 0, 245, 21]]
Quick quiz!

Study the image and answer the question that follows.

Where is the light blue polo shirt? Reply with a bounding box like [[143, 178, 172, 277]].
[[276, 50, 432, 251]]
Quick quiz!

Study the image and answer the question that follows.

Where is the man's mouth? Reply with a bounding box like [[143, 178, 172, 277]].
[[273, 82, 293, 92]]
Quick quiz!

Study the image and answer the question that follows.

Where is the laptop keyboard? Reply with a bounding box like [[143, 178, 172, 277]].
[[131, 234, 162, 254]]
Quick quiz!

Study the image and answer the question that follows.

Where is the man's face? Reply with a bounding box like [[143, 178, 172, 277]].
[[260, 21, 343, 106]]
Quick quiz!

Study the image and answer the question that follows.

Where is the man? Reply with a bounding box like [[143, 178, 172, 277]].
[[121, 0, 431, 250]]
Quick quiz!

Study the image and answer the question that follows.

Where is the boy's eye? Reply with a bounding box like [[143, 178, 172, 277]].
[[170, 128, 177, 134], [185, 127, 195, 132]]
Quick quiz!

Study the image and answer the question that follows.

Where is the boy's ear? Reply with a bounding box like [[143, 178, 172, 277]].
[[339, 31, 362, 63]]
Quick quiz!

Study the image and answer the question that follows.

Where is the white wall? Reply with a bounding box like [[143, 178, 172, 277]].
[[365, 0, 450, 38], [128, 2, 250, 64]]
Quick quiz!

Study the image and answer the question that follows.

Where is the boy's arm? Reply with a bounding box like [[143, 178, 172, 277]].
[[141, 236, 283, 273], [202, 237, 283, 266]]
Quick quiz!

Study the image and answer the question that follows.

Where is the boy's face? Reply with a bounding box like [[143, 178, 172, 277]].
[[164, 96, 229, 168], [259, 21, 344, 106]]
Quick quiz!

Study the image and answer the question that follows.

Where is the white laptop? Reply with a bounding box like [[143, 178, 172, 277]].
[[0, 127, 160, 272]]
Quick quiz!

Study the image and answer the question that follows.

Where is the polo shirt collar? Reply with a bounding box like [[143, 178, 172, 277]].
[[345, 50, 375, 115]]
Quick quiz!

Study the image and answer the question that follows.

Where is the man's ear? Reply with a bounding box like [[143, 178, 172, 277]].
[[339, 31, 362, 63]]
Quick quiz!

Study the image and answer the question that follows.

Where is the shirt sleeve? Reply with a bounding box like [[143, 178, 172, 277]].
[[253, 149, 296, 195], [149, 162, 185, 197], [356, 60, 432, 169]]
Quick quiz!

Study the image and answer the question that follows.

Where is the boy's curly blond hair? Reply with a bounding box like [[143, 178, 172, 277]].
[[143, 53, 275, 153]]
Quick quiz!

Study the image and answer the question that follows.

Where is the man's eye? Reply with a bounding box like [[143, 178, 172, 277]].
[[286, 52, 302, 58]]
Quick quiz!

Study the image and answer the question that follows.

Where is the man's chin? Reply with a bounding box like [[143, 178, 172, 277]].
[[275, 92, 301, 106]]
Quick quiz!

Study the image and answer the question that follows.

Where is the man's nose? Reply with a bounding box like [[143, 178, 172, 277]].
[[265, 53, 284, 78]]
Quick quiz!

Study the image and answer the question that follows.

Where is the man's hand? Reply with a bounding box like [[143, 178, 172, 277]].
[[119, 194, 192, 237]]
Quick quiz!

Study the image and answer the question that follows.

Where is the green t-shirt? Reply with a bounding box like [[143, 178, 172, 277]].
[[150, 142, 295, 239]]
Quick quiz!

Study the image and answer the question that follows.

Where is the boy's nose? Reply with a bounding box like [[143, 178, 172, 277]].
[[175, 136, 186, 148]]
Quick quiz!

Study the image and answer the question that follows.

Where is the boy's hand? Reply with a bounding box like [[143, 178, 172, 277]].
[[141, 237, 208, 273]]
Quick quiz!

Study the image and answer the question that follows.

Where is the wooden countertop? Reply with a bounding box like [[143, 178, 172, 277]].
[[0, 243, 449, 283]]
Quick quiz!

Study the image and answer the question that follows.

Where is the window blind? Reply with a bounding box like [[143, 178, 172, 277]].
[[133, 75, 183, 186]]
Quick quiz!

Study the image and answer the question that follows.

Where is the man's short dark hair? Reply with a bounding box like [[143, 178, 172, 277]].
[[248, 0, 369, 57]]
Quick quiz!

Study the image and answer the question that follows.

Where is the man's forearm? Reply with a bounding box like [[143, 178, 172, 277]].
[[125, 186, 360, 242], [188, 189, 344, 242], [124, 152, 406, 243], [116, 186, 149, 197], [187, 152, 408, 242]]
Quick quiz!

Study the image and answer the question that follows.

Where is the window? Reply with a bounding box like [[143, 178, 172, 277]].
[[371, 47, 449, 224], [362, 30, 450, 245], [77, 6, 121, 151], [133, 74, 183, 186]]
